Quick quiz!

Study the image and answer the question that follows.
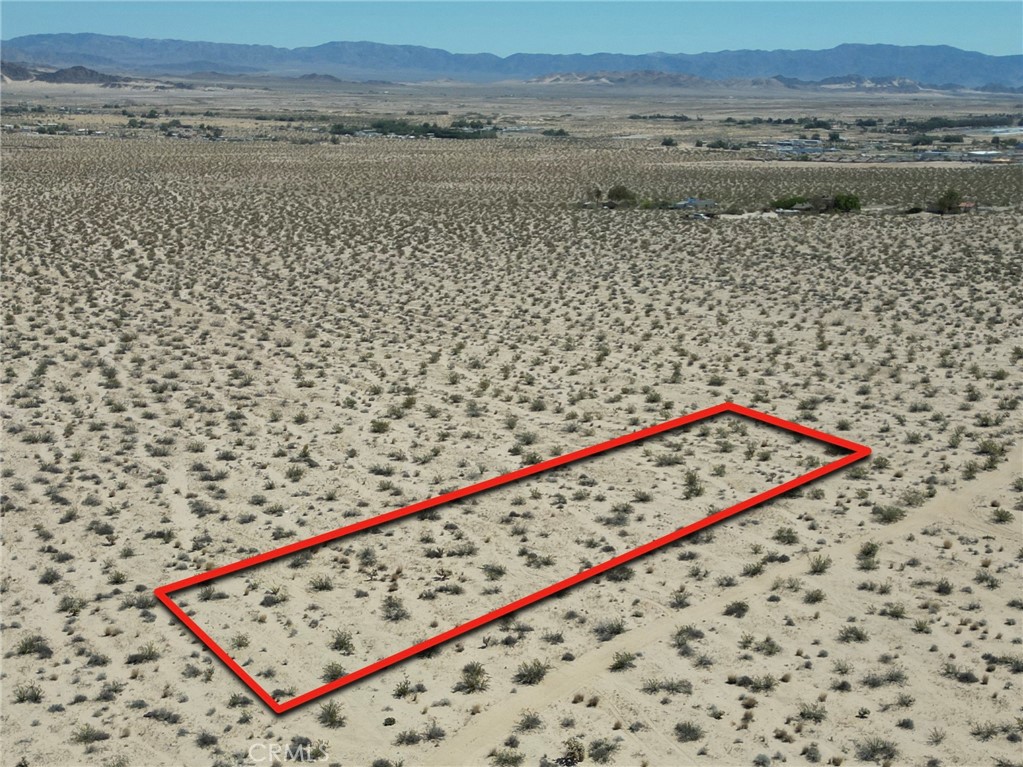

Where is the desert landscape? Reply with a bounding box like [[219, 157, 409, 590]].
[[2, 58, 1022, 767]]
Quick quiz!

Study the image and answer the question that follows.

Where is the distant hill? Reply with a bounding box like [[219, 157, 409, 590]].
[[36, 65, 122, 84], [774, 74, 928, 92], [1, 62, 123, 84], [528, 70, 1005, 94], [532, 71, 806, 91], [1, 60, 33, 80], [2, 34, 1020, 88], [297, 72, 345, 83], [531, 70, 721, 87]]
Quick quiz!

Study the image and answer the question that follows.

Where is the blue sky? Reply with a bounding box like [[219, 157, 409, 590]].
[[2, 2, 1021, 56]]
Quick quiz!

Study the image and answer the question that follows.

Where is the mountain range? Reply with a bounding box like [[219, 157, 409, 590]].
[[2, 33, 1021, 88]]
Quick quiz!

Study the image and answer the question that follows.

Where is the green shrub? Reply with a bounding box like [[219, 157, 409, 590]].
[[606, 185, 637, 204], [833, 193, 861, 212], [935, 188, 962, 213], [770, 195, 809, 210]]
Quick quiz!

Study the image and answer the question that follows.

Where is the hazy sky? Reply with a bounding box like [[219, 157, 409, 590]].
[[2, 1, 1021, 57]]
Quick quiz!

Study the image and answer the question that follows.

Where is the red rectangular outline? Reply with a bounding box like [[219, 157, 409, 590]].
[[155, 402, 870, 713]]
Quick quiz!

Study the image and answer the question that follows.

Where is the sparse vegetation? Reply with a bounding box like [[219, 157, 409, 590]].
[[3, 85, 1021, 767]]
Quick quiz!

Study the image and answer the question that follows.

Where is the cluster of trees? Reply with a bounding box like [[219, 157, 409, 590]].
[[3, 103, 47, 115], [724, 115, 826, 126], [583, 185, 675, 209], [252, 113, 331, 123], [451, 118, 491, 129], [904, 189, 977, 214], [703, 138, 742, 150], [35, 123, 71, 135], [910, 134, 966, 145], [585, 186, 865, 213], [329, 119, 497, 139], [585, 186, 976, 216], [934, 188, 963, 214], [628, 113, 694, 122], [121, 108, 162, 119], [899, 114, 1019, 132], [769, 193, 861, 212]]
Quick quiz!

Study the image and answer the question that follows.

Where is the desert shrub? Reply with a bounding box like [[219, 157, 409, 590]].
[[773, 527, 799, 545], [609, 651, 637, 671], [669, 585, 691, 609], [394, 730, 422, 745], [755, 636, 782, 656], [671, 624, 705, 655], [588, 738, 620, 764], [855, 737, 898, 761], [146, 707, 181, 724], [196, 731, 218, 748], [512, 659, 550, 685], [330, 629, 355, 655], [872, 505, 907, 523], [808, 555, 832, 574], [804, 589, 826, 604], [724, 600, 749, 618], [423, 721, 446, 741], [593, 618, 626, 641], [879, 602, 906, 619], [309, 574, 333, 591], [515, 710, 543, 732], [15, 634, 51, 658], [14, 683, 43, 703], [481, 563, 506, 580], [641, 677, 692, 695], [992, 508, 1015, 524], [71, 724, 110, 744], [317, 700, 345, 728], [453, 661, 488, 693], [838, 625, 869, 643], [975, 569, 1001, 589], [488, 749, 524, 766], [322, 661, 346, 683], [126, 642, 160, 664], [674, 721, 704, 742], [798, 702, 827, 723], [381, 595, 409, 621], [742, 561, 765, 577], [941, 662, 979, 683], [861, 666, 907, 688]]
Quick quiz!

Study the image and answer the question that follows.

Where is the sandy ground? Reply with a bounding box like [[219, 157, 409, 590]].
[[1, 111, 1021, 767]]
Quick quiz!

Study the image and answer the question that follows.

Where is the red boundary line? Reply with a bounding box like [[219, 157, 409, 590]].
[[155, 402, 870, 713]]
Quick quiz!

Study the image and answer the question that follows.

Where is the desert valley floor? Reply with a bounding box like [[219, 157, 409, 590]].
[[2, 87, 1023, 767]]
